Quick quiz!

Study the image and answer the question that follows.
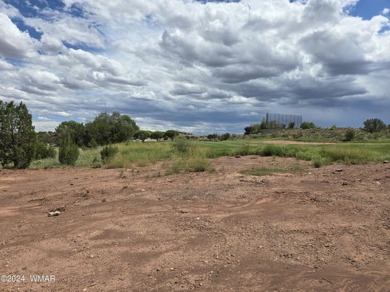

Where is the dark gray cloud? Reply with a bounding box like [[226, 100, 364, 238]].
[[0, 0, 389, 133]]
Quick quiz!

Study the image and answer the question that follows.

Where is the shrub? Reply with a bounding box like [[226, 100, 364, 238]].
[[58, 133, 79, 165], [100, 145, 119, 164], [343, 129, 355, 142], [88, 138, 98, 148], [300, 122, 316, 129], [260, 144, 289, 156], [172, 136, 192, 154], [34, 141, 56, 160], [313, 160, 322, 168]]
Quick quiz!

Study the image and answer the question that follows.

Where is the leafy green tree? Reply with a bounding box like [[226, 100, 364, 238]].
[[150, 131, 165, 141], [0, 100, 36, 169], [207, 133, 218, 140], [85, 112, 139, 145], [55, 121, 85, 147], [164, 130, 180, 140], [36, 131, 56, 145], [300, 122, 316, 129], [363, 118, 386, 133], [134, 130, 151, 142], [219, 133, 230, 141], [58, 133, 79, 165], [244, 124, 262, 135]]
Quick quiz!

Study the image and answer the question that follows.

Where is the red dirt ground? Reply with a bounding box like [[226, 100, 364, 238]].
[[0, 156, 389, 291]]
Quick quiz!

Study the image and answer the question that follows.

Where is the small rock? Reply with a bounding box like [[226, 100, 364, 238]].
[[334, 169, 343, 172], [48, 211, 60, 217], [383, 160, 389, 164], [170, 267, 175, 271]]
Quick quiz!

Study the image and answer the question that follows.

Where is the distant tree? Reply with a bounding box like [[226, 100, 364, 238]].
[[300, 122, 316, 129], [58, 133, 79, 166], [363, 118, 386, 133], [0, 100, 36, 169], [150, 131, 165, 141], [85, 112, 139, 145], [164, 130, 180, 140], [207, 133, 219, 140], [134, 130, 151, 142], [288, 122, 295, 129], [244, 126, 253, 135], [55, 121, 85, 147], [36, 131, 56, 145], [219, 133, 230, 141], [244, 124, 262, 135]]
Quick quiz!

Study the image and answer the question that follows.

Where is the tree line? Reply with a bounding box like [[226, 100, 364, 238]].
[[0, 100, 185, 169], [1, 100, 389, 169], [244, 118, 389, 135]]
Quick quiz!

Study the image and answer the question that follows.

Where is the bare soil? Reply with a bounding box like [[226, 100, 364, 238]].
[[0, 156, 389, 291]]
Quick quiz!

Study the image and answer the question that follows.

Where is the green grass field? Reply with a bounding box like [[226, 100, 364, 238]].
[[29, 139, 390, 170]]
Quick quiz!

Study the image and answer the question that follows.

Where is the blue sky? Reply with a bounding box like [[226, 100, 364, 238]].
[[0, 0, 389, 133], [351, 0, 390, 19]]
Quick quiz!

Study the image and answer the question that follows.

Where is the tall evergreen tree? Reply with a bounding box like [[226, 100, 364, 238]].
[[0, 100, 36, 169]]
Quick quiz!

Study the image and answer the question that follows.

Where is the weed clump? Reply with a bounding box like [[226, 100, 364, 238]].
[[172, 136, 192, 154], [101, 145, 119, 164]]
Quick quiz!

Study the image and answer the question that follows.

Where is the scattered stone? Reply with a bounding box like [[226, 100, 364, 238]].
[[47, 211, 60, 217], [383, 160, 389, 164], [180, 210, 189, 214], [342, 181, 349, 186]]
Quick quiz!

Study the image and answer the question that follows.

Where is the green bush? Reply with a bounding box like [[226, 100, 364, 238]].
[[58, 134, 80, 166], [34, 141, 56, 160], [343, 129, 355, 142], [260, 144, 291, 157], [100, 145, 119, 164], [172, 136, 192, 154]]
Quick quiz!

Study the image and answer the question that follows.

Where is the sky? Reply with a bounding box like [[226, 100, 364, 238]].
[[0, 0, 389, 134]]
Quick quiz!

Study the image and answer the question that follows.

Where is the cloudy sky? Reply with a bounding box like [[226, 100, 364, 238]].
[[0, 0, 389, 134]]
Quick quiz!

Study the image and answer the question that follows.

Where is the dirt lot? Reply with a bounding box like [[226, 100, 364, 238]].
[[0, 156, 389, 291]]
